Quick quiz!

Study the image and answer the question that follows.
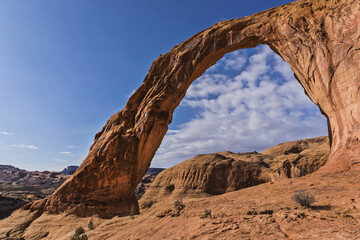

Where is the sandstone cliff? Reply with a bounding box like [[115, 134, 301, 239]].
[[140, 137, 329, 203], [22, 0, 360, 218]]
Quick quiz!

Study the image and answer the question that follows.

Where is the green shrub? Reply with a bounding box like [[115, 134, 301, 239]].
[[88, 219, 94, 230], [71, 227, 87, 240], [71, 233, 88, 240], [79, 234, 88, 240], [74, 227, 85, 236]]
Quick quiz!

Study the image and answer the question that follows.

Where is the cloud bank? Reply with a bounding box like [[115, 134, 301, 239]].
[[152, 45, 327, 168], [60, 151, 72, 155], [10, 144, 39, 150], [66, 145, 80, 149], [1, 131, 13, 135]]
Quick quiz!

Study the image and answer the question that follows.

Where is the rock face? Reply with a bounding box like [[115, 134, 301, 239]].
[[27, 0, 360, 218], [135, 168, 165, 199], [140, 137, 329, 202], [61, 166, 79, 175]]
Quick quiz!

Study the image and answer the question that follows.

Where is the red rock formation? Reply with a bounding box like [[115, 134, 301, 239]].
[[140, 137, 329, 203], [28, 0, 360, 218]]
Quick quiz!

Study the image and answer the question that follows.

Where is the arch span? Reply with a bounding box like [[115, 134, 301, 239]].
[[30, 0, 360, 218]]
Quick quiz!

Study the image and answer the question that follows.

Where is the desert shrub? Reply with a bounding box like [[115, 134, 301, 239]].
[[292, 190, 315, 208], [129, 204, 136, 219], [71, 234, 88, 240], [71, 227, 87, 240], [201, 209, 212, 219], [88, 219, 94, 230], [74, 227, 85, 236], [174, 199, 185, 211], [142, 200, 155, 209], [80, 235, 88, 240]]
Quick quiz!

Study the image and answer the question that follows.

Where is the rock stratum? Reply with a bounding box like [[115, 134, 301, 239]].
[[140, 137, 329, 203], [18, 0, 360, 218]]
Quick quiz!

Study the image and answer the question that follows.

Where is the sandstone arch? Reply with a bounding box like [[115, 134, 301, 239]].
[[29, 0, 360, 218]]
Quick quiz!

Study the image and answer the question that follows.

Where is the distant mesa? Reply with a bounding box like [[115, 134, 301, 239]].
[[61, 166, 79, 175], [145, 168, 165, 175]]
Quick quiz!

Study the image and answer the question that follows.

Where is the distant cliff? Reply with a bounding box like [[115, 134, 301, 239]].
[[61, 166, 79, 175], [0, 166, 71, 220], [0, 165, 164, 219]]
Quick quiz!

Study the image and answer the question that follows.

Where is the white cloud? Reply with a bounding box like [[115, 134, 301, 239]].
[[10, 144, 39, 150], [223, 51, 247, 71], [50, 158, 69, 163], [1, 131, 13, 135], [152, 45, 327, 167], [66, 145, 79, 149], [60, 151, 72, 155]]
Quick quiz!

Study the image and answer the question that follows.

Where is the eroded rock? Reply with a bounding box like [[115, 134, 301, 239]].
[[140, 137, 329, 202]]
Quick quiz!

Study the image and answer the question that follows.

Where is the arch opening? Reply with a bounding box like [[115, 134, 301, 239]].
[[152, 45, 328, 169]]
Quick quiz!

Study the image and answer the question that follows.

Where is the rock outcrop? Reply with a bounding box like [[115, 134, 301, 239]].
[[135, 168, 165, 199], [61, 166, 79, 175], [140, 137, 329, 203], [26, 0, 360, 218]]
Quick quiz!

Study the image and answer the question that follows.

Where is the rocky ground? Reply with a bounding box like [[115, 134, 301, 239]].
[[3, 137, 359, 239], [1, 169, 359, 239]]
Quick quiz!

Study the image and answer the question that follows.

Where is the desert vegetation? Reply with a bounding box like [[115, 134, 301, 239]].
[[292, 190, 315, 208], [71, 227, 88, 240]]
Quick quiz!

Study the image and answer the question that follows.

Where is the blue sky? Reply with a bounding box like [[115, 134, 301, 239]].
[[0, 0, 327, 171]]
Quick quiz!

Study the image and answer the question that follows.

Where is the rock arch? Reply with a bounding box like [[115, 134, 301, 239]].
[[30, 0, 360, 218]]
